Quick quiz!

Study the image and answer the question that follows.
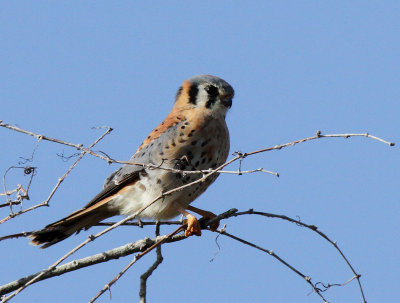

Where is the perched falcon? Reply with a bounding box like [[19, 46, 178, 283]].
[[29, 75, 234, 248]]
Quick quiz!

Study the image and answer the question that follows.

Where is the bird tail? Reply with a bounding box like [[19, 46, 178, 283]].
[[29, 201, 116, 249]]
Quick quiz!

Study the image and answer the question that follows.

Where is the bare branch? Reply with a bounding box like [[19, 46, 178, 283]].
[[0, 233, 186, 296], [0, 127, 112, 224], [0, 120, 114, 160], [313, 274, 361, 294], [214, 229, 329, 303], [244, 130, 394, 157], [231, 209, 366, 303], [1, 122, 394, 302], [139, 222, 163, 303], [89, 225, 183, 303], [0, 209, 238, 298]]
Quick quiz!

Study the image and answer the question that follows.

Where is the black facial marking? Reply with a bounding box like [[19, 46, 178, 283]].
[[205, 85, 219, 96], [205, 85, 219, 108], [191, 140, 197, 146], [188, 84, 199, 104], [157, 179, 162, 184]]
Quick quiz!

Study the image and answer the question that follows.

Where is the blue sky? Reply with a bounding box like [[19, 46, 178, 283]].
[[1, 1, 399, 302]]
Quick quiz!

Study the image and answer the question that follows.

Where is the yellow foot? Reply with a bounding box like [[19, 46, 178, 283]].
[[183, 214, 201, 237], [186, 206, 220, 231]]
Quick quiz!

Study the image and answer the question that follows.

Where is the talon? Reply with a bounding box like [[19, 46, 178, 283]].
[[186, 206, 220, 231], [183, 214, 201, 237]]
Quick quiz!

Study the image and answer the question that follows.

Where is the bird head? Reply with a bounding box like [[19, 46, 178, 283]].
[[175, 75, 234, 117]]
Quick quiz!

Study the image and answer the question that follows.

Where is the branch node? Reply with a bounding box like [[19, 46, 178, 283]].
[[309, 225, 318, 231]]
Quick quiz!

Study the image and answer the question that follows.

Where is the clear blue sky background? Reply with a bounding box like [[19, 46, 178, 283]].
[[1, 2, 399, 302]]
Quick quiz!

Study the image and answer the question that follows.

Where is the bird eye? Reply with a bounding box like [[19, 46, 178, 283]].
[[205, 85, 219, 96]]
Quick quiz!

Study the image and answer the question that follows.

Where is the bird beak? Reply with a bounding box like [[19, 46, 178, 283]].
[[223, 99, 232, 108], [221, 94, 233, 108]]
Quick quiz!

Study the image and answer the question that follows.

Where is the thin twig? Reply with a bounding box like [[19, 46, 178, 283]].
[[0, 185, 28, 208], [0, 126, 393, 301], [0, 209, 237, 298], [0, 207, 365, 303], [95, 220, 181, 227], [89, 209, 238, 303], [231, 209, 366, 303], [244, 130, 394, 157], [314, 274, 361, 293], [215, 229, 329, 303], [0, 233, 186, 296], [0, 121, 112, 161], [0, 127, 112, 224], [139, 222, 164, 303], [89, 225, 183, 303], [3, 121, 392, 177]]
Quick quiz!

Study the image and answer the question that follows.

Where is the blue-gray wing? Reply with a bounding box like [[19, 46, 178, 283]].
[[83, 122, 180, 208]]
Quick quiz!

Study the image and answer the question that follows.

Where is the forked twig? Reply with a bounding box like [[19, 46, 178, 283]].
[[0, 124, 394, 302], [139, 222, 164, 303], [214, 229, 329, 303], [230, 209, 366, 302], [0, 127, 112, 224], [89, 225, 183, 303]]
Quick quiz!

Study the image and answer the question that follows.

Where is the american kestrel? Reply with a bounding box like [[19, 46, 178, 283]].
[[30, 75, 234, 248]]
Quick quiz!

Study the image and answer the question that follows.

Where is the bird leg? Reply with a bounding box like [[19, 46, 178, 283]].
[[176, 205, 201, 237], [186, 205, 220, 231]]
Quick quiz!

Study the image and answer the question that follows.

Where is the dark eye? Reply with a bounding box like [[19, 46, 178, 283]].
[[205, 85, 219, 96]]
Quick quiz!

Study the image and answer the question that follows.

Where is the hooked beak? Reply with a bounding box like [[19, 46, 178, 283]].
[[221, 94, 233, 108]]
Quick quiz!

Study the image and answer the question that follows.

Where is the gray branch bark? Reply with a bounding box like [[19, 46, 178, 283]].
[[0, 234, 185, 296], [0, 208, 238, 297]]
